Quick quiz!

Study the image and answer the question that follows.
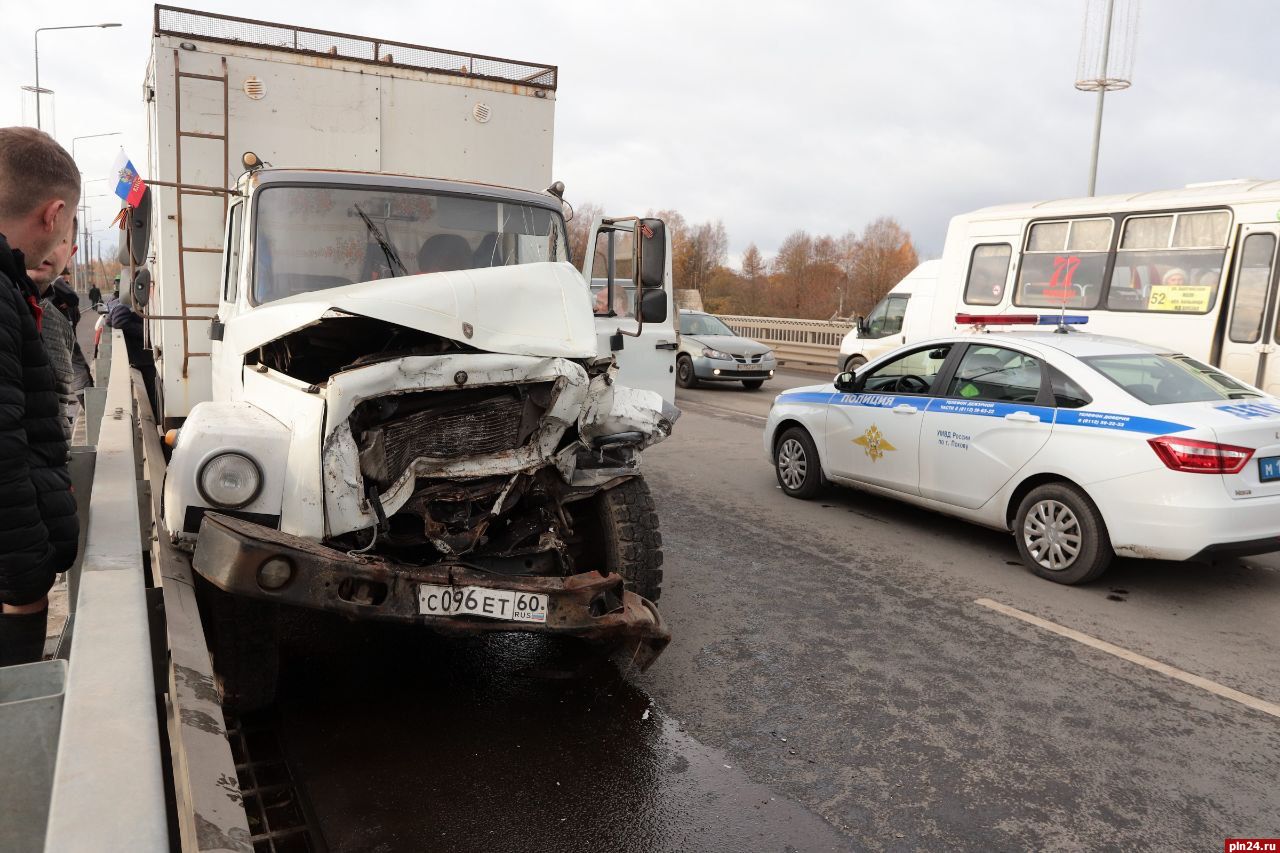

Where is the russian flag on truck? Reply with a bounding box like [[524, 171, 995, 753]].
[[111, 148, 147, 207]]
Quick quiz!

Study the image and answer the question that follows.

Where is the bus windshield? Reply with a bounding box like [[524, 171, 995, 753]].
[[251, 185, 569, 304], [1082, 353, 1261, 405]]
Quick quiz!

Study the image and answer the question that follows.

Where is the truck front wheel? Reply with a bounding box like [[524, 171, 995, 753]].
[[596, 477, 665, 602], [198, 579, 280, 712]]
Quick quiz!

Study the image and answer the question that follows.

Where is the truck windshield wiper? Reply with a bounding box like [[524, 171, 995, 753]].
[[353, 204, 408, 277]]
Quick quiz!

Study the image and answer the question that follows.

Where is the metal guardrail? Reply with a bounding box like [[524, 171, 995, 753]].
[[718, 314, 850, 370], [44, 330, 170, 851]]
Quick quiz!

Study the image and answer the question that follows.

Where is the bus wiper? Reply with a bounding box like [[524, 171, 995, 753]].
[[1227, 391, 1262, 399], [353, 204, 408, 277]]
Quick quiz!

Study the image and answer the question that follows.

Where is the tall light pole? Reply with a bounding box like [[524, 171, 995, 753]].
[[34, 23, 121, 129], [1075, 0, 1138, 196], [71, 134, 118, 289]]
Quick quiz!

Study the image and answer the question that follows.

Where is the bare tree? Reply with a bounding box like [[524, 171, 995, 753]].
[[852, 217, 919, 315]]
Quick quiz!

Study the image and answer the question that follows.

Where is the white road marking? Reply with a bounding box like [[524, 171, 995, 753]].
[[676, 399, 769, 422], [974, 597, 1280, 720]]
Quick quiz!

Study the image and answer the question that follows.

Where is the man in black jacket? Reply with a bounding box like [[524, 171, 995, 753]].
[[0, 127, 81, 666]]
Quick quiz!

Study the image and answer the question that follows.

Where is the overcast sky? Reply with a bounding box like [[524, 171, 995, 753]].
[[2, 0, 1276, 263]]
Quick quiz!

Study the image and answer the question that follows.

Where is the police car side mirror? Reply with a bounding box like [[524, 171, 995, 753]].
[[834, 371, 860, 393]]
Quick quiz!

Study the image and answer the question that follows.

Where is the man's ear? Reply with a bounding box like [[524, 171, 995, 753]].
[[36, 198, 68, 235], [69, 244, 79, 260]]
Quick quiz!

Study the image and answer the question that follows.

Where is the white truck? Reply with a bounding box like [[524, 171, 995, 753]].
[[139, 6, 677, 708]]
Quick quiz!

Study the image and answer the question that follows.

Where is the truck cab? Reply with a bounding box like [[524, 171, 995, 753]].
[[144, 8, 678, 710]]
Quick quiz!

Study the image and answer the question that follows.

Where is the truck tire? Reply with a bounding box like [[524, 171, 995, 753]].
[[199, 580, 280, 712], [1014, 482, 1113, 585], [676, 355, 698, 389], [597, 477, 664, 602]]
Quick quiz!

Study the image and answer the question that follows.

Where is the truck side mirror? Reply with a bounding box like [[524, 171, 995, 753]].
[[132, 268, 152, 309], [638, 289, 667, 324], [636, 218, 665, 290]]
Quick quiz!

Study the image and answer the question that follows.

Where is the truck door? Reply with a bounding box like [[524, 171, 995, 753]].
[[1219, 226, 1280, 396], [581, 216, 677, 403], [210, 201, 244, 401]]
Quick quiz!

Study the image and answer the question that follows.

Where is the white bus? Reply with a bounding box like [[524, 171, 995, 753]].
[[875, 180, 1280, 394]]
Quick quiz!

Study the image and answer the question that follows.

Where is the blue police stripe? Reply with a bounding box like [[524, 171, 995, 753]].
[[1052, 409, 1191, 435], [925, 398, 1056, 420], [777, 391, 1191, 434], [776, 391, 836, 405]]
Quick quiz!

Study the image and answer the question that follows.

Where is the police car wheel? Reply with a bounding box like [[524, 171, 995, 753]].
[[1014, 483, 1112, 585], [775, 427, 823, 499]]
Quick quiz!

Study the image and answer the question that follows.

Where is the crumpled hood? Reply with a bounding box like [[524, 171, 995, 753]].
[[226, 261, 597, 359]]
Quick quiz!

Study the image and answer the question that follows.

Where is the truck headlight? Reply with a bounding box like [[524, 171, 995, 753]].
[[198, 452, 262, 509], [702, 347, 733, 360]]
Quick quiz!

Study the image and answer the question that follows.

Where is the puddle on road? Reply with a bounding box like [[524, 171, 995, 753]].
[[272, 615, 846, 853]]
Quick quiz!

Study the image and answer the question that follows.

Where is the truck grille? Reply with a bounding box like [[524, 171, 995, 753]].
[[354, 384, 554, 486], [383, 394, 525, 472]]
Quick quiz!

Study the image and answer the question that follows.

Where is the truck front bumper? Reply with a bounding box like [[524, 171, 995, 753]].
[[192, 513, 670, 670]]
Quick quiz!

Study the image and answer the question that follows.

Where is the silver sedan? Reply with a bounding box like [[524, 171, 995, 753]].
[[677, 310, 777, 390]]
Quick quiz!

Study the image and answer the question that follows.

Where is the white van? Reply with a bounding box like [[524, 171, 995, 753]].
[[836, 260, 939, 372]]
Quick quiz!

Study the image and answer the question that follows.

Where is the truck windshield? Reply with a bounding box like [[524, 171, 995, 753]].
[[251, 185, 569, 304]]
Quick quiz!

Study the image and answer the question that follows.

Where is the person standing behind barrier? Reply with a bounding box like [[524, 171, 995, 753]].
[[0, 127, 81, 666], [105, 282, 159, 420], [50, 270, 94, 416], [28, 230, 82, 439]]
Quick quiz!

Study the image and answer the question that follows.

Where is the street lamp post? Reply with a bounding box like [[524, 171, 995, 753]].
[[34, 23, 121, 130], [71, 135, 119, 290]]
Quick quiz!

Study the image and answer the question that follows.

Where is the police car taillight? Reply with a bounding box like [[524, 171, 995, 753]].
[[1148, 436, 1254, 474]]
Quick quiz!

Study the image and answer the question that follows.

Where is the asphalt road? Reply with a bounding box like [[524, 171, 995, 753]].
[[270, 367, 1280, 851], [642, 368, 1280, 849]]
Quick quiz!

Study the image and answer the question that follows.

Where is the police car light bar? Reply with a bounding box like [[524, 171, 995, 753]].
[[955, 313, 1088, 326]]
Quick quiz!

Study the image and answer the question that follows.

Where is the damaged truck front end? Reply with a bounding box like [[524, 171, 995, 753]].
[[186, 339, 675, 680], [163, 174, 678, 710]]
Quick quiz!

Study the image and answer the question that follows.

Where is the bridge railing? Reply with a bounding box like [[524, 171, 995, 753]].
[[717, 314, 849, 371], [42, 329, 171, 851]]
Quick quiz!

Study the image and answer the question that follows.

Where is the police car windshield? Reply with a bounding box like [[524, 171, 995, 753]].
[[1082, 354, 1261, 405]]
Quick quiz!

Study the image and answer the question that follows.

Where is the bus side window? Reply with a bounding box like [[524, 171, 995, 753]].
[[1228, 233, 1277, 344], [963, 244, 1011, 306]]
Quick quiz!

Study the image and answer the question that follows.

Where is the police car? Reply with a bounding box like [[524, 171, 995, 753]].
[[764, 314, 1280, 584]]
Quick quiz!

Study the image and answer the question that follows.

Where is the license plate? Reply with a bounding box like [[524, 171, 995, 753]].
[[418, 584, 547, 623], [1259, 456, 1280, 482], [739, 362, 764, 371]]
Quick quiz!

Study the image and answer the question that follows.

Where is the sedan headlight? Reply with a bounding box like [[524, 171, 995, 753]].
[[702, 347, 733, 360], [198, 452, 262, 509]]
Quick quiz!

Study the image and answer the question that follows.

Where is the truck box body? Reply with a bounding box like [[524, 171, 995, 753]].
[[145, 6, 558, 417]]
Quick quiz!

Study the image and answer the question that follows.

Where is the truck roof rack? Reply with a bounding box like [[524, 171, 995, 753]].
[[154, 5, 558, 91]]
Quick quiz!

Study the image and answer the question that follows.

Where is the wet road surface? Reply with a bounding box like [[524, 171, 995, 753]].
[[272, 619, 845, 853], [259, 370, 1280, 851]]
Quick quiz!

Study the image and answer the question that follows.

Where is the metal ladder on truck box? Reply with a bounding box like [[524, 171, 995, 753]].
[[166, 50, 230, 379]]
